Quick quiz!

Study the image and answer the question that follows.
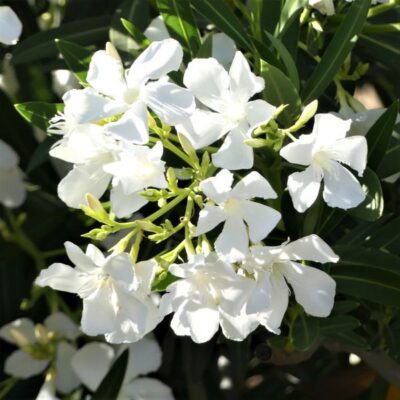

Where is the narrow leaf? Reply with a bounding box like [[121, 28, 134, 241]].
[[14, 102, 63, 132]]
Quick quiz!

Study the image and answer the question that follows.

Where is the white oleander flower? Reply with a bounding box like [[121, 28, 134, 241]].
[[144, 16, 236, 69], [195, 169, 281, 262], [0, 313, 81, 394], [35, 242, 161, 343], [160, 253, 255, 343], [103, 141, 168, 218], [0, 140, 26, 208], [71, 336, 174, 399], [241, 235, 339, 333], [69, 39, 194, 143], [308, 0, 335, 15], [280, 113, 368, 212], [176, 52, 276, 170], [0, 6, 22, 45]]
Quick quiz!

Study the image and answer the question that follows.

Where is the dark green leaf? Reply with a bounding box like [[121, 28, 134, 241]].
[[320, 316, 361, 334], [324, 330, 370, 350], [348, 168, 384, 222], [377, 133, 400, 178], [109, 0, 150, 54], [279, 7, 302, 60], [366, 100, 399, 170], [157, 0, 201, 62], [190, 0, 253, 51], [92, 349, 129, 400], [56, 39, 93, 83], [120, 18, 150, 49], [332, 300, 360, 314], [14, 102, 63, 131], [331, 246, 400, 306], [196, 33, 213, 58], [301, 0, 370, 104], [12, 16, 111, 65], [260, 60, 302, 127], [292, 314, 320, 351], [27, 136, 57, 173], [249, 0, 281, 38]]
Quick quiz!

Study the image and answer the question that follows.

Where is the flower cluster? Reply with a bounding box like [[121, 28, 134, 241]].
[[30, 37, 369, 346]]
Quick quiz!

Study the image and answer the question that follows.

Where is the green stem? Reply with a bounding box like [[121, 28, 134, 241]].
[[0, 377, 18, 399], [149, 136, 194, 167]]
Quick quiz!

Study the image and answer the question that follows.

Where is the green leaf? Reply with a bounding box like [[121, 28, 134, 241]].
[[366, 100, 399, 170], [320, 316, 361, 334], [157, 0, 201, 62], [331, 246, 400, 306], [27, 136, 57, 173], [120, 18, 150, 49], [249, 0, 281, 38], [109, 0, 150, 54], [92, 349, 129, 400], [263, 30, 300, 90], [377, 133, 400, 178], [324, 330, 369, 350], [56, 39, 93, 83], [332, 300, 360, 315], [292, 314, 320, 351], [301, 0, 370, 104], [190, 0, 253, 52], [260, 60, 302, 127], [279, 7, 302, 61], [196, 33, 213, 58], [348, 168, 384, 222], [12, 16, 111, 65], [14, 102, 63, 131]]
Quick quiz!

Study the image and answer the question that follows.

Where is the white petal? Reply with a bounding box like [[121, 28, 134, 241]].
[[199, 169, 233, 203], [212, 127, 254, 170], [229, 51, 264, 102], [122, 377, 174, 400], [329, 136, 368, 176], [127, 39, 183, 85], [144, 81, 194, 125], [323, 162, 365, 209], [216, 216, 248, 262], [134, 260, 158, 293], [279, 134, 315, 166], [175, 109, 232, 149], [71, 342, 114, 391], [287, 165, 323, 212], [36, 381, 58, 400], [5, 350, 48, 378], [35, 263, 88, 294], [64, 241, 98, 272], [313, 113, 351, 148], [231, 171, 277, 200], [57, 162, 111, 208], [0, 6, 22, 45], [246, 99, 276, 131], [309, 0, 335, 15], [280, 235, 339, 264], [104, 102, 149, 144], [81, 287, 117, 336], [123, 335, 162, 382], [44, 313, 80, 340], [63, 88, 125, 124], [110, 184, 148, 218], [87, 50, 127, 99], [103, 253, 134, 285], [86, 244, 106, 265], [220, 308, 259, 341], [183, 57, 230, 112], [0, 169, 26, 208], [258, 273, 289, 334], [0, 318, 36, 345], [195, 204, 226, 236], [144, 16, 170, 42], [281, 261, 336, 317], [245, 274, 271, 314], [241, 200, 281, 242], [211, 33, 236, 69], [0, 139, 19, 168], [54, 342, 80, 394]]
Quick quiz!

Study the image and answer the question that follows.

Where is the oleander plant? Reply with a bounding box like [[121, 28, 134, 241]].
[[0, 0, 399, 399]]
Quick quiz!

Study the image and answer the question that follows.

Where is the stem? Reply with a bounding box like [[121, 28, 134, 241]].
[[0, 378, 18, 399], [184, 196, 195, 257], [149, 136, 194, 167], [367, 0, 399, 18], [130, 230, 143, 264]]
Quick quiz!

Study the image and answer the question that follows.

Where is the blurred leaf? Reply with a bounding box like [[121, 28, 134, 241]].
[[332, 300, 360, 315], [56, 39, 93, 83], [15, 102, 63, 132], [157, 0, 201, 62], [331, 247, 400, 306], [279, 7, 302, 61], [366, 100, 399, 170], [320, 316, 361, 334], [260, 60, 302, 126], [109, 0, 150, 54], [191, 0, 253, 51], [92, 349, 129, 400], [348, 168, 384, 222], [27, 136, 57, 173], [324, 330, 370, 349], [12, 16, 111, 64], [377, 133, 400, 178], [292, 314, 320, 351], [301, 0, 370, 104]]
